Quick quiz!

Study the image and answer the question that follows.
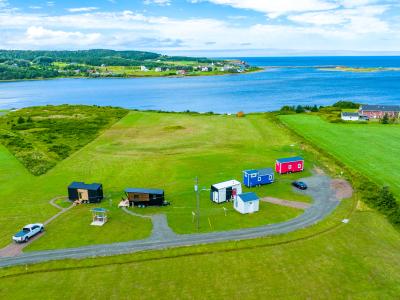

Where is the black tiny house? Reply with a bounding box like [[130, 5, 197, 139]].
[[125, 188, 165, 206], [68, 182, 103, 203]]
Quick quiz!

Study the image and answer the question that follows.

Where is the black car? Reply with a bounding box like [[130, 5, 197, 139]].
[[292, 181, 308, 190]]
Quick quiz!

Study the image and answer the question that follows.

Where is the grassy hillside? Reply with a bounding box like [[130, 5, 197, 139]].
[[1, 109, 400, 298], [0, 105, 128, 175], [279, 114, 400, 197], [0, 110, 309, 250]]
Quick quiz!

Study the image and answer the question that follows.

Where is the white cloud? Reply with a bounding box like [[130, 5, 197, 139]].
[[144, 0, 171, 6], [67, 7, 99, 13], [0, 0, 9, 9], [0, 3, 398, 52], [19, 26, 102, 47], [288, 5, 389, 33], [195, 0, 339, 18]]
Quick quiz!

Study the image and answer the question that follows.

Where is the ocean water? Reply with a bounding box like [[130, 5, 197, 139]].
[[0, 56, 399, 113]]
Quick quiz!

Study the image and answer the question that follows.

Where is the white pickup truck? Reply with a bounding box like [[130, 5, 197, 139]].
[[12, 223, 44, 243]]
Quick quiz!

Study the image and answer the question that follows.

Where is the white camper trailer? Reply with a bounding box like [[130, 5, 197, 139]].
[[210, 180, 242, 204]]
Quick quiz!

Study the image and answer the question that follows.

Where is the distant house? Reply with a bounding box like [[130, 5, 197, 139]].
[[275, 156, 304, 174], [68, 182, 103, 203], [234, 192, 259, 214], [201, 66, 209, 72], [341, 112, 361, 121], [176, 70, 187, 75], [124, 188, 165, 207], [243, 168, 274, 188], [155, 67, 162, 72], [359, 105, 400, 119], [210, 180, 242, 204], [140, 66, 148, 72]]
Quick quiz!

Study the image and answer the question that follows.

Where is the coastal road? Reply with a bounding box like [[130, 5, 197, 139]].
[[0, 174, 342, 268]]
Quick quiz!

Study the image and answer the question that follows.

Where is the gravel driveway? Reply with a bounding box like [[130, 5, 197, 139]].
[[0, 174, 342, 268]]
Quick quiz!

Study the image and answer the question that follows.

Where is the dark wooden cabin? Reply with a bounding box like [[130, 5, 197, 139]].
[[124, 188, 165, 206], [68, 182, 103, 203]]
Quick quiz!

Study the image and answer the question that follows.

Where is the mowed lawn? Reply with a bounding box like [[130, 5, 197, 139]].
[[0, 111, 310, 250], [280, 114, 400, 197], [1, 200, 400, 298]]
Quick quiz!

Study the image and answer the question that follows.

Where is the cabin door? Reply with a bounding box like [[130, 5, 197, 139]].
[[213, 191, 219, 203], [77, 189, 89, 201]]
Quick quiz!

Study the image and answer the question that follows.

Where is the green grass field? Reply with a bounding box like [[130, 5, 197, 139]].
[[279, 114, 400, 197], [2, 198, 400, 299], [1, 109, 400, 298], [0, 110, 310, 250]]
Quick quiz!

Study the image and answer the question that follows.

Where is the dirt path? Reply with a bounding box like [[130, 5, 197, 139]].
[[260, 197, 311, 209], [0, 196, 72, 258], [331, 179, 353, 200], [122, 208, 177, 240]]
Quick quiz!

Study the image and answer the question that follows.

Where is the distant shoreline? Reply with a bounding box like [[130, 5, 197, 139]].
[[0, 67, 264, 83]]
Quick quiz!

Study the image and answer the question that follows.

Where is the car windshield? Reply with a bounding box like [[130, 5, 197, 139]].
[[22, 228, 30, 232]]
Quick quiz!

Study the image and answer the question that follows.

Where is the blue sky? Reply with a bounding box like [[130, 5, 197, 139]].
[[1, 0, 399, 55]]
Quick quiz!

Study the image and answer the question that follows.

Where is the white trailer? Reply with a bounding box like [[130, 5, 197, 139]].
[[210, 180, 242, 203], [234, 192, 260, 214]]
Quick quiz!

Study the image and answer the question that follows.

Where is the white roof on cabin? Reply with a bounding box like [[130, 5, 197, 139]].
[[212, 180, 241, 190]]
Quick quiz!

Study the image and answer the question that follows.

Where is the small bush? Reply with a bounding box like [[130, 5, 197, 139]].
[[17, 116, 25, 124], [381, 113, 389, 124]]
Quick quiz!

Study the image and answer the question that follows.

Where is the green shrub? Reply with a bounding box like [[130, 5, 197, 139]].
[[333, 101, 360, 109]]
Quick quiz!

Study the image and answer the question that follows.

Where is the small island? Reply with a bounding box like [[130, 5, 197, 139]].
[[319, 66, 400, 72], [0, 49, 261, 81]]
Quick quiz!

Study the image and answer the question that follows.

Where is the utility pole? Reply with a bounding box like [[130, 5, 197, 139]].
[[195, 176, 200, 231]]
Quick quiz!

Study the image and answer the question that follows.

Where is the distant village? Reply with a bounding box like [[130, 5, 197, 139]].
[[59, 60, 251, 77]]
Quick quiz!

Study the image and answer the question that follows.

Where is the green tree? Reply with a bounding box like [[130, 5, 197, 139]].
[[333, 101, 359, 109], [280, 105, 295, 112], [381, 113, 389, 124], [376, 186, 398, 214], [17, 116, 25, 124], [295, 105, 305, 113]]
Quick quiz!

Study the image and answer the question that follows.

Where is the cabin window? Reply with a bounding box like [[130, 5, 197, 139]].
[[258, 177, 261, 181], [269, 175, 273, 180], [152, 195, 157, 200], [251, 174, 257, 178], [298, 163, 302, 168]]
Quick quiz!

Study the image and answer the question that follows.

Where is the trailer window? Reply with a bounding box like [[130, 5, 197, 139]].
[[298, 163, 302, 168]]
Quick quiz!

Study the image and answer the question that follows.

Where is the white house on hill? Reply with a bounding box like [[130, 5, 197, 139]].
[[234, 192, 259, 214], [341, 112, 360, 121]]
